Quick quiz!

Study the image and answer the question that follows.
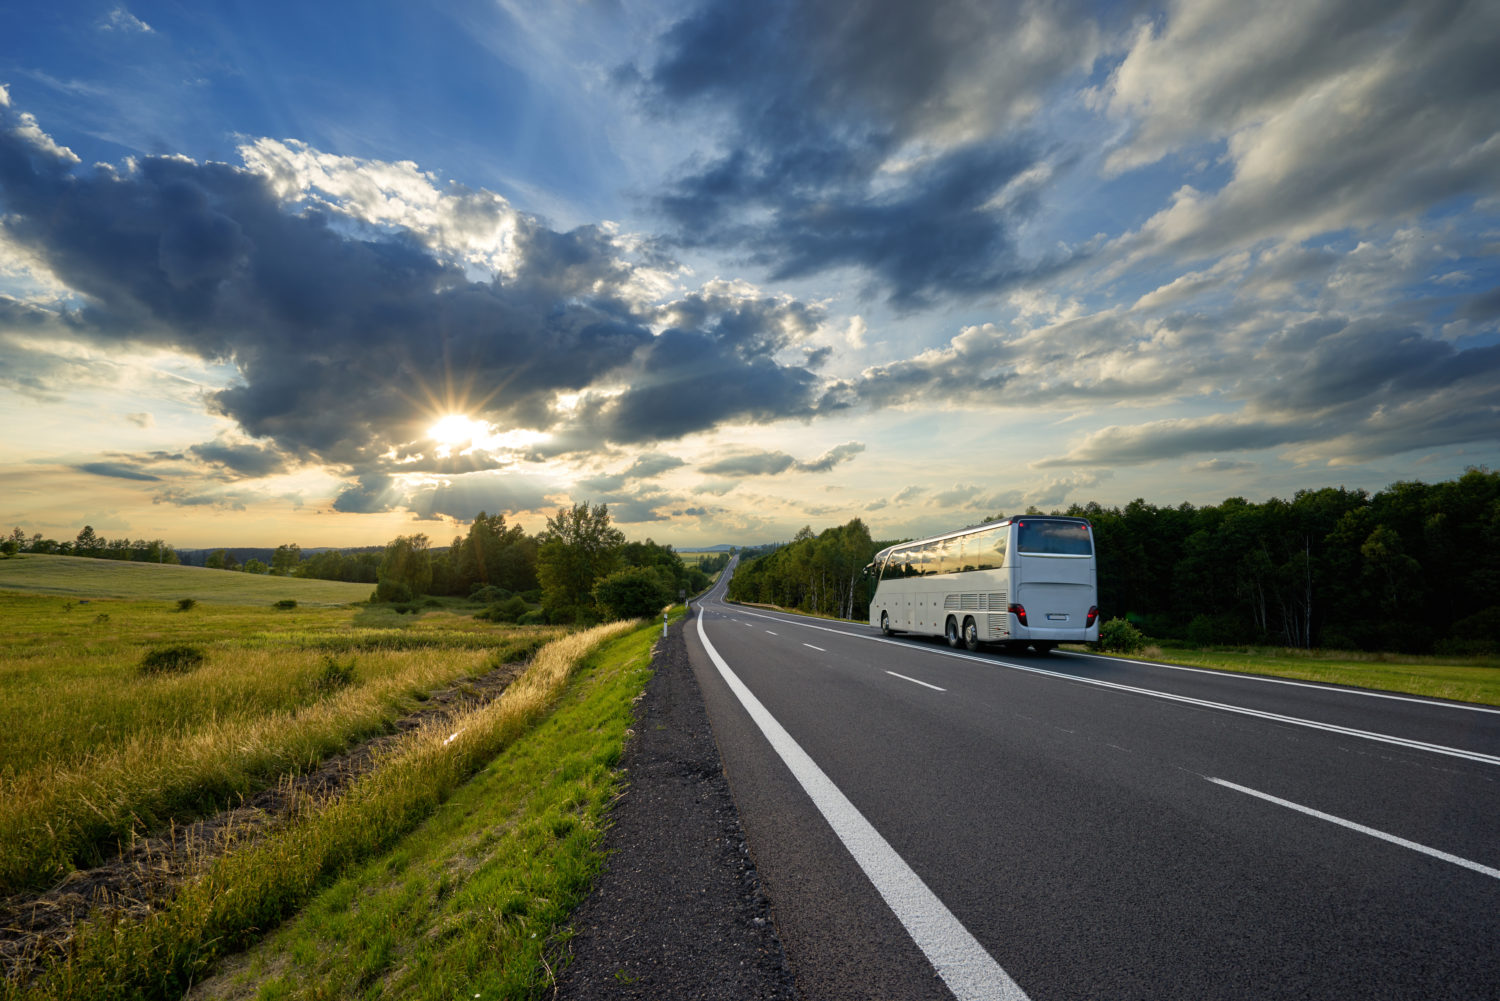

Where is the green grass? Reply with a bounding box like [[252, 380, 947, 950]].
[[0, 591, 558, 894], [193, 613, 673, 1001], [0, 553, 373, 605], [1082, 643, 1500, 707], [6, 617, 660, 1001]]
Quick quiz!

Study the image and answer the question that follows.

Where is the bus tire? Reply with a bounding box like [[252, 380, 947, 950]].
[[962, 617, 981, 652], [945, 617, 961, 648], [880, 611, 894, 636], [1033, 642, 1056, 655]]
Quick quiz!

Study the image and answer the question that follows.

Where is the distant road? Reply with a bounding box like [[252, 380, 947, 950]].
[[684, 561, 1500, 1000]]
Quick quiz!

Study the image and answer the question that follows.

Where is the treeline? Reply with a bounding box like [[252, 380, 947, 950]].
[[370, 504, 716, 623], [3, 526, 177, 564], [726, 469, 1500, 654], [727, 519, 886, 621]]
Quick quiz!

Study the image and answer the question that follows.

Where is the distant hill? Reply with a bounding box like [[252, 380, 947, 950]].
[[0, 554, 371, 605]]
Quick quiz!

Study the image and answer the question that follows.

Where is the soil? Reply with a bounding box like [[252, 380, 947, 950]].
[[0, 657, 529, 984], [554, 617, 798, 1000]]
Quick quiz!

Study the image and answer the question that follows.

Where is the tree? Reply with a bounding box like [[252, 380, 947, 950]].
[[271, 544, 302, 576], [205, 549, 239, 571], [537, 503, 624, 622], [74, 525, 100, 558], [378, 534, 433, 599], [242, 558, 270, 574], [594, 566, 675, 620]]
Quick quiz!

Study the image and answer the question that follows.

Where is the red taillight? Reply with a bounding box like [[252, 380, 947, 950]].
[[1008, 603, 1027, 626], [1086, 605, 1098, 627]]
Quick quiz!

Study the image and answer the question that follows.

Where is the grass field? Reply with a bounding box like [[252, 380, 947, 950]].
[[1, 556, 668, 999], [1102, 643, 1500, 707], [0, 553, 373, 605]]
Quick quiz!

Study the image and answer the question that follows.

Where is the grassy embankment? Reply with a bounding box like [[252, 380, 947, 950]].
[[0, 552, 372, 605], [1, 556, 675, 999], [1091, 643, 1500, 707]]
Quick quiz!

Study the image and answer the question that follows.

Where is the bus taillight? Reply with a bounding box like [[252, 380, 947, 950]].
[[1086, 605, 1098, 627], [1008, 603, 1028, 626]]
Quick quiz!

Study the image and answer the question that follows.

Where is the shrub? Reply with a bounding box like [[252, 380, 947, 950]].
[[314, 654, 357, 693], [176, 597, 197, 612], [1097, 618, 1147, 654], [374, 578, 413, 603], [593, 566, 675, 620], [468, 584, 512, 604], [518, 610, 547, 626], [140, 644, 207, 675], [477, 595, 530, 623], [273, 599, 298, 610]]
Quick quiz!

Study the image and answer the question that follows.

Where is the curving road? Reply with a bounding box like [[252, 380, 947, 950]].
[[683, 560, 1500, 1000]]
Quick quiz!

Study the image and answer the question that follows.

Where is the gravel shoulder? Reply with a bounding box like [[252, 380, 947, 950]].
[[555, 616, 798, 1000]]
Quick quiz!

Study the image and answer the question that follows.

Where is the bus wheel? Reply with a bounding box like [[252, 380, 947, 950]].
[[945, 617, 961, 648], [1032, 642, 1056, 655], [880, 611, 893, 636], [962, 617, 981, 652]]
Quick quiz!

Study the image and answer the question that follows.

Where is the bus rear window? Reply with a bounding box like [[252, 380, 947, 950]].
[[1016, 520, 1092, 556]]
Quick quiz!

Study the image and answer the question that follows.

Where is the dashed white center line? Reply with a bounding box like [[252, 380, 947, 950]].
[[766, 630, 778, 636], [803, 643, 826, 652], [886, 671, 946, 692]]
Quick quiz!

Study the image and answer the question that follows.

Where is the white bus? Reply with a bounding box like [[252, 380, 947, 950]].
[[867, 516, 1099, 652]]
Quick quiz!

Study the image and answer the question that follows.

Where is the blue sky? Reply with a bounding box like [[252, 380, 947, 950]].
[[1, 0, 1497, 548]]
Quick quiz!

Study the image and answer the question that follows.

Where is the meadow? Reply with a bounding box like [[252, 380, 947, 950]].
[[0, 557, 667, 999], [0, 553, 372, 605]]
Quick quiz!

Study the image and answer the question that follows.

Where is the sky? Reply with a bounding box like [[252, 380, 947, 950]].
[[1, 0, 1497, 549]]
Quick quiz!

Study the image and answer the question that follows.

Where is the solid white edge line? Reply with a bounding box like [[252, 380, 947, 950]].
[[1209, 778, 1500, 881], [711, 601, 1500, 768], [696, 607, 1029, 1001], [1056, 649, 1500, 716], [888, 671, 947, 692]]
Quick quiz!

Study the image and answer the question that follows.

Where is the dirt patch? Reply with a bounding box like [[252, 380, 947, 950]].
[[0, 657, 529, 986]]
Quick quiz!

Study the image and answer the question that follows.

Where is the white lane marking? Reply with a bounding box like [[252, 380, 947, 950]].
[[695, 609, 1028, 1001], [766, 630, 779, 636], [887, 671, 947, 692], [1209, 778, 1500, 881], [1057, 650, 1500, 716], [707, 601, 1500, 768], [804, 643, 826, 652]]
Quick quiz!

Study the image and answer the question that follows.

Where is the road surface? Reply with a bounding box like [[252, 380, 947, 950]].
[[682, 562, 1500, 1000]]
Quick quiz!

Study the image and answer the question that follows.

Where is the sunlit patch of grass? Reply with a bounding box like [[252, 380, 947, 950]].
[[0, 553, 372, 605], [7, 619, 652, 1001], [1078, 642, 1500, 707]]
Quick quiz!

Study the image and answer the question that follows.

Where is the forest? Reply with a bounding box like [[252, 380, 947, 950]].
[[727, 469, 1500, 655]]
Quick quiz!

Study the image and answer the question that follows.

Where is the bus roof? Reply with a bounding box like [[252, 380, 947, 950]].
[[873, 515, 1091, 560]]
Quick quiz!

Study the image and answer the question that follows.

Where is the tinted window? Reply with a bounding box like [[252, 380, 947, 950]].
[[965, 526, 1007, 570], [1016, 519, 1092, 556]]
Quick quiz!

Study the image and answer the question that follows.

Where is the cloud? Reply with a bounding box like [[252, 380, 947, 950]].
[[1191, 458, 1256, 474], [189, 440, 289, 479], [125, 412, 154, 428], [699, 441, 865, 477], [0, 101, 832, 512], [99, 6, 154, 33], [74, 461, 161, 482], [1104, 0, 1500, 261], [636, 0, 1109, 305]]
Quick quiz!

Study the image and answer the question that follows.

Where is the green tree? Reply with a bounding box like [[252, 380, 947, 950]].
[[378, 534, 433, 598], [242, 558, 270, 574], [74, 525, 100, 558], [537, 503, 624, 622], [593, 566, 675, 619], [205, 549, 239, 571], [271, 543, 302, 576]]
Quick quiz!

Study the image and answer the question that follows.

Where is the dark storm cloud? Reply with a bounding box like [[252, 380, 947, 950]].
[[189, 440, 289, 478], [406, 474, 557, 523], [0, 102, 830, 510], [636, 0, 1109, 306], [74, 460, 161, 481]]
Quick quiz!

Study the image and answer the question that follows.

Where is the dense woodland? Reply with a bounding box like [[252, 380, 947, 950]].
[[728, 469, 1500, 655]]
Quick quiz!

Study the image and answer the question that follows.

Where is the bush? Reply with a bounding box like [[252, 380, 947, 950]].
[[518, 610, 547, 626], [373, 578, 413, 604], [593, 566, 675, 620], [468, 584, 512, 604], [314, 654, 357, 693], [477, 595, 530, 623], [176, 597, 197, 612], [140, 644, 207, 675], [273, 598, 298, 610], [1097, 618, 1147, 654]]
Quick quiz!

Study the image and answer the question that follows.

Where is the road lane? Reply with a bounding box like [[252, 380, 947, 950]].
[[685, 565, 1500, 999]]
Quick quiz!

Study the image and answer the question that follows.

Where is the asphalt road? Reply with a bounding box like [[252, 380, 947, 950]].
[[683, 562, 1500, 1000]]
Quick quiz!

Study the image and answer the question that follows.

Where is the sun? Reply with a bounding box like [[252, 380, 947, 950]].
[[428, 414, 487, 450]]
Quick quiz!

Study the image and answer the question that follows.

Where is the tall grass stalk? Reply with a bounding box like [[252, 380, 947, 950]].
[[6, 621, 636, 1001]]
